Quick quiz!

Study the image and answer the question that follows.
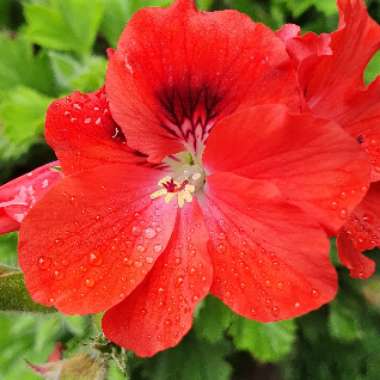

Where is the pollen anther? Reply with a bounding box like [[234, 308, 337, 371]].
[[150, 165, 204, 208]]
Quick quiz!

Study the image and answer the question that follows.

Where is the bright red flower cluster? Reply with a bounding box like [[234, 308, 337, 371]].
[[0, 0, 379, 357]]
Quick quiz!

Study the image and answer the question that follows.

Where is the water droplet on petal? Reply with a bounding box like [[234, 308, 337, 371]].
[[339, 208, 348, 219], [53, 270, 63, 280], [146, 256, 154, 264], [131, 226, 141, 236], [153, 244, 163, 253], [85, 278, 95, 288], [89, 252, 102, 266], [144, 227, 156, 239], [37, 256, 51, 270], [311, 288, 319, 298]]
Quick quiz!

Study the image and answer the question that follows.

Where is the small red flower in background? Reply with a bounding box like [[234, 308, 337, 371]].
[[0, 162, 62, 234], [280, 0, 380, 279], [0, 0, 372, 357]]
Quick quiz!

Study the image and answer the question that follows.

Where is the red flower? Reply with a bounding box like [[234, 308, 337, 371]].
[[0, 162, 62, 234], [0, 0, 370, 357], [280, 0, 380, 279]]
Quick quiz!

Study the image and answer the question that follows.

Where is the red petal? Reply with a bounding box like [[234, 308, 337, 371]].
[[0, 162, 62, 227], [102, 200, 212, 357], [337, 182, 380, 279], [0, 210, 19, 234], [295, 1, 380, 182], [106, 1, 299, 162], [201, 172, 337, 321], [19, 164, 177, 314], [300, 0, 380, 114], [203, 105, 370, 233], [330, 78, 380, 182], [279, 28, 332, 66], [45, 88, 145, 176]]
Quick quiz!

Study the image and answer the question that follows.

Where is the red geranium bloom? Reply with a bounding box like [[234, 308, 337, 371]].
[[0, 0, 371, 357], [0, 162, 62, 234], [279, 0, 380, 279]]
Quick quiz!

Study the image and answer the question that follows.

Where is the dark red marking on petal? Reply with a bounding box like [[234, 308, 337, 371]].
[[106, 2, 299, 161]]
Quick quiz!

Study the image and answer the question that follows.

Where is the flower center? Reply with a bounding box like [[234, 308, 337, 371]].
[[151, 154, 205, 208]]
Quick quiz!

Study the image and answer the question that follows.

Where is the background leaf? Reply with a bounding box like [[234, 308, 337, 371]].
[[24, 0, 105, 56], [229, 317, 297, 363]]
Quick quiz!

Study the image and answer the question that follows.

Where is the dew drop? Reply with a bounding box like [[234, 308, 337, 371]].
[[84, 117, 92, 125], [85, 278, 95, 288], [311, 288, 319, 298], [53, 270, 63, 280], [330, 201, 338, 210], [339, 208, 348, 219], [89, 252, 102, 266], [131, 225, 141, 236], [158, 287, 165, 293], [192, 295, 199, 302], [37, 256, 51, 270], [153, 244, 163, 253], [294, 302, 301, 309], [176, 276, 184, 287], [146, 256, 154, 264], [168, 254, 179, 266], [216, 243, 226, 253], [144, 227, 156, 239]]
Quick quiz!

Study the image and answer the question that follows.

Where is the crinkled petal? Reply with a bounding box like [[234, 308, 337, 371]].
[[203, 105, 370, 233], [0, 210, 19, 234], [19, 164, 177, 314], [0, 161, 62, 227], [277, 24, 332, 66], [337, 183, 380, 279], [331, 78, 380, 182], [200, 172, 337, 322], [102, 200, 212, 357], [300, 0, 380, 114], [106, 0, 299, 162], [45, 88, 146, 176]]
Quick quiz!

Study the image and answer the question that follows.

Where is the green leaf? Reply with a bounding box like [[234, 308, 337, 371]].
[[100, 0, 129, 47], [0, 86, 52, 159], [0, 269, 54, 313], [24, 0, 105, 56], [142, 334, 232, 380], [0, 233, 18, 267], [314, 0, 337, 16], [100, 0, 170, 47], [0, 33, 55, 95], [328, 296, 362, 342], [194, 296, 233, 343], [229, 317, 297, 363], [49, 52, 107, 93], [365, 51, 380, 84], [196, 0, 213, 10]]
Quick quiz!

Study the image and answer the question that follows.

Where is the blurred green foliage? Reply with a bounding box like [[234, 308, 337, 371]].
[[0, 0, 380, 379]]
